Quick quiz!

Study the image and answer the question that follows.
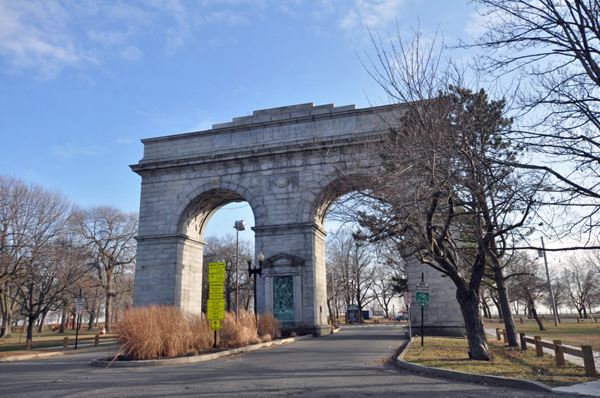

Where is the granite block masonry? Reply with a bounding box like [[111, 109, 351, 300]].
[[131, 102, 465, 337]]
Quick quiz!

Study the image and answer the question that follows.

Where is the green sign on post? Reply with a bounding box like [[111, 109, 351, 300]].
[[416, 291, 430, 305]]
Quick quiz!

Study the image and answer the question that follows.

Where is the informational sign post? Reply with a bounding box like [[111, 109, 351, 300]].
[[416, 279, 430, 347], [73, 294, 85, 349], [207, 262, 226, 347], [416, 292, 430, 306]]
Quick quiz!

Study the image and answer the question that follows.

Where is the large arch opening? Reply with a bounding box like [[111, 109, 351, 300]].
[[312, 176, 408, 325], [202, 202, 255, 313], [175, 188, 257, 315]]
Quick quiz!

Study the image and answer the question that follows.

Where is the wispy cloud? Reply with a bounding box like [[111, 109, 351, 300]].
[[0, 0, 96, 79], [51, 143, 105, 159], [0, 0, 198, 78], [338, 0, 406, 33]]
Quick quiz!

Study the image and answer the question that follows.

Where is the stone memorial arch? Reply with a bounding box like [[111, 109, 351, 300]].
[[131, 102, 464, 336]]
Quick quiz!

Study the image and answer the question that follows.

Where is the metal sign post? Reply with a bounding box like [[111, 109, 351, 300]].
[[416, 274, 430, 347], [405, 293, 412, 348], [73, 292, 85, 350]]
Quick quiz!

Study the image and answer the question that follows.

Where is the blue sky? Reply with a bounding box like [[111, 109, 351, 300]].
[[0, 0, 481, 238]]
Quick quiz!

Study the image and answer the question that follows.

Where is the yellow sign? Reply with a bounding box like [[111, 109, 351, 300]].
[[210, 320, 220, 331], [209, 282, 224, 298], [207, 298, 225, 310], [208, 273, 226, 283], [206, 309, 225, 320], [208, 262, 226, 274]]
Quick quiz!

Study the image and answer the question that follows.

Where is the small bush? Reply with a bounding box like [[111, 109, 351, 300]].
[[261, 333, 272, 342], [185, 349, 197, 357], [258, 313, 282, 338]]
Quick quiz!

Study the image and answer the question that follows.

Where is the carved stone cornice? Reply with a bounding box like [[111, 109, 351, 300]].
[[130, 135, 381, 178]]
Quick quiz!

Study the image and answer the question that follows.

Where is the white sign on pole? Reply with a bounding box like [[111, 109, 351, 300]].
[[404, 292, 411, 304], [416, 282, 429, 291], [74, 298, 86, 308]]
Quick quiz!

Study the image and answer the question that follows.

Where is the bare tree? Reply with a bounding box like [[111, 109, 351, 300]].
[[0, 176, 69, 338], [471, 0, 600, 238], [69, 206, 137, 333], [370, 242, 406, 318], [506, 252, 548, 330], [14, 238, 90, 341], [327, 229, 376, 323], [341, 25, 549, 358], [563, 254, 600, 318], [203, 234, 253, 312]]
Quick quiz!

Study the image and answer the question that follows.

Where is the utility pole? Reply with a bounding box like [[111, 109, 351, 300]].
[[541, 237, 559, 327]]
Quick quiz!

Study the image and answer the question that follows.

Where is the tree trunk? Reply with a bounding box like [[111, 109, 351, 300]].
[[59, 302, 68, 333], [26, 315, 35, 341], [493, 268, 518, 346], [37, 310, 48, 333], [456, 287, 492, 361], [1, 311, 13, 338], [327, 297, 336, 328], [87, 311, 96, 331], [530, 303, 545, 331], [105, 277, 114, 332], [489, 294, 502, 320], [481, 298, 491, 319]]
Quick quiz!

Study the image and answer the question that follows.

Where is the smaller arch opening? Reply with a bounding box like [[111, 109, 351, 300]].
[[178, 188, 248, 241]]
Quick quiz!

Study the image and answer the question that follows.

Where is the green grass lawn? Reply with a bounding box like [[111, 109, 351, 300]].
[[403, 337, 599, 387]]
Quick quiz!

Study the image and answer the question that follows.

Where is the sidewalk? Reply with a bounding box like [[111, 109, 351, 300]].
[[485, 328, 600, 397], [0, 340, 118, 362]]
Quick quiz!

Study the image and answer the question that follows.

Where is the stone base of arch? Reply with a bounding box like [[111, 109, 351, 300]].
[[254, 222, 330, 336], [133, 234, 205, 315]]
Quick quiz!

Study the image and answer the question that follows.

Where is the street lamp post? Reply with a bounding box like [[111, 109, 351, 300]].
[[234, 220, 246, 320], [246, 252, 264, 328]]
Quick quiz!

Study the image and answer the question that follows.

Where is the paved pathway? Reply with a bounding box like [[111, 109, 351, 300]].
[[0, 326, 581, 397]]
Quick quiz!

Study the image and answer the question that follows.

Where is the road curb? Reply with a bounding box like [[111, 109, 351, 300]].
[[90, 334, 313, 368], [395, 339, 553, 393], [0, 342, 119, 363]]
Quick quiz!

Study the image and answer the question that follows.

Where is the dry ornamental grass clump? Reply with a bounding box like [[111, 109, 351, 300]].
[[258, 313, 282, 339], [187, 313, 212, 350], [118, 306, 283, 360], [219, 310, 261, 348], [118, 305, 192, 360]]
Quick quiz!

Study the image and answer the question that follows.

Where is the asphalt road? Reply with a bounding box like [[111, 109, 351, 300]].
[[0, 325, 578, 397]]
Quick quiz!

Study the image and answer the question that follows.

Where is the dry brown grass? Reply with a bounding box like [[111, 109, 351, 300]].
[[258, 313, 282, 339], [404, 337, 599, 387], [187, 313, 212, 350], [117, 306, 284, 360], [220, 310, 261, 348], [118, 305, 192, 360]]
